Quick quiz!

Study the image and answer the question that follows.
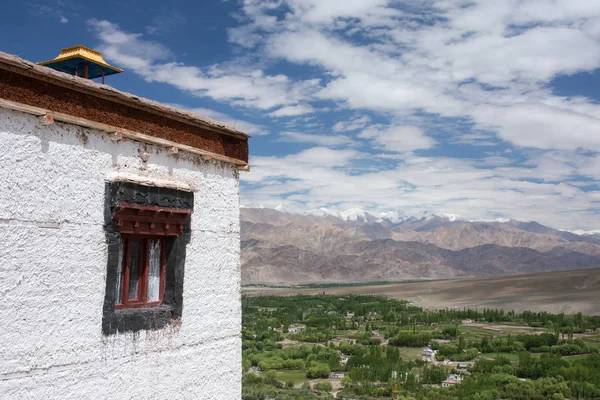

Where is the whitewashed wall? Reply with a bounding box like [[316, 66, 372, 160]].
[[0, 107, 242, 399]]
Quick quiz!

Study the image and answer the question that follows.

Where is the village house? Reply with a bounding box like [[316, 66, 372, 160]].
[[422, 347, 437, 362], [288, 324, 306, 334], [0, 48, 250, 398], [442, 374, 464, 387]]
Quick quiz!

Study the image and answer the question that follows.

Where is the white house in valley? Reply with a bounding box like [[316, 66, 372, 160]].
[[422, 347, 437, 362], [442, 374, 464, 387], [0, 48, 250, 399]]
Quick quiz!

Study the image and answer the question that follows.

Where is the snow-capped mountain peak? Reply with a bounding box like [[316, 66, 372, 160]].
[[560, 229, 600, 236], [306, 207, 340, 218], [340, 208, 378, 222], [411, 210, 434, 220], [439, 213, 461, 222], [275, 204, 289, 213], [251, 205, 466, 225], [379, 210, 408, 224]]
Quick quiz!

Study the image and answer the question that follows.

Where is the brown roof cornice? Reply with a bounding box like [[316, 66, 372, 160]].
[[0, 51, 250, 140]]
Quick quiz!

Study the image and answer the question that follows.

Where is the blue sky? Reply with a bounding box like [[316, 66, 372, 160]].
[[2, 0, 600, 230]]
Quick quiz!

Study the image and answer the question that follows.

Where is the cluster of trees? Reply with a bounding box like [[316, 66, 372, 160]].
[[290, 329, 335, 343], [431, 373, 574, 400], [435, 344, 479, 361], [519, 333, 559, 350], [313, 382, 332, 392], [522, 310, 600, 333], [347, 346, 412, 383], [242, 372, 333, 400], [306, 363, 330, 379], [419, 353, 600, 400], [388, 332, 431, 347], [244, 344, 340, 375], [434, 331, 593, 362]]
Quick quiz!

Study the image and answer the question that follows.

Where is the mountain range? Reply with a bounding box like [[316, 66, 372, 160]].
[[241, 207, 600, 284]]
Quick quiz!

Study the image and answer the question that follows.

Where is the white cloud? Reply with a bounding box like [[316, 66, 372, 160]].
[[88, 19, 172, 70], [242, 149, 600, 230], [269, 104, 316, 117], [278, 131, 355, 147], [245, 1, 600, 151], [227, 25, 263, 48], [59, 16, 68, 24], [358, 125, 437, 153], [88, 19, 320, 111], [450, 132, 499, 147], [471, 101, 600, 151], [283, 0, 400, 26], [332, 116, 371, 132]]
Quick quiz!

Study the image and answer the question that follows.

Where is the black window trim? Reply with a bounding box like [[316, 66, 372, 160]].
[[101, 181, 193, 335]]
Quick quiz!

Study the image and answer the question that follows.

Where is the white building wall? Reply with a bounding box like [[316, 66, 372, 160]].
[[0, 108, 242, 399]]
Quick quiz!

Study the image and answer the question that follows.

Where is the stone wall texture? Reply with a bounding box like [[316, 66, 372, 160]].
[[0, 107, 242, 399]]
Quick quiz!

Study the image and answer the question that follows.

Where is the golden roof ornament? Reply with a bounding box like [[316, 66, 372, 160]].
[[38, 45, 123, 83]]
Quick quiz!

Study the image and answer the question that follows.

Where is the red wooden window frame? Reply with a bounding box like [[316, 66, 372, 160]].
[[112, 202, 192, 309], [115, 236, 167, 309]]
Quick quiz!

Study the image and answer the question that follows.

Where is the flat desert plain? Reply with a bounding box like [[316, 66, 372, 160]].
[[243, 268, 600, 315]]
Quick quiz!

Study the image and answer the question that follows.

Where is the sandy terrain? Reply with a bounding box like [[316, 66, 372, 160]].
[[243, 268, 600, 315]]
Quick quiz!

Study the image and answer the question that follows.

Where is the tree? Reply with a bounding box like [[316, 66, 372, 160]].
[[421, 365, 447, 384], [404, 371, 418, 391], [481, 335, 490, 351], [307, 363, 331, 379], [314, 382, 333, 392], [458, 335, 466, 352]]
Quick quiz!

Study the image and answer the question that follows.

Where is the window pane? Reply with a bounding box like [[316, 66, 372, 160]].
[[128, 240, 140, 300], [115, 240, 124, 304], [147, 239, 162, 302]]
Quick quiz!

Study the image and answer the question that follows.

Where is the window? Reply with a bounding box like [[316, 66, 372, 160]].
[[102, 182, 194, 335], [111, 201, 191, 309], [115, 237, 166, 308]]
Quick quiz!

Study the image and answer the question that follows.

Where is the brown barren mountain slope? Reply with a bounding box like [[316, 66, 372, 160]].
[[241, 208, 600, 285], [391, 223, 568, 251]]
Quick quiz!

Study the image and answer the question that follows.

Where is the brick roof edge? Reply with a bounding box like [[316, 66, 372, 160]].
[[0, 50, 251, 140]]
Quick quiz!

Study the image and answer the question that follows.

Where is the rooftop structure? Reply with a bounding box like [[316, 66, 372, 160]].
[[38, 45, 123, 83]]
